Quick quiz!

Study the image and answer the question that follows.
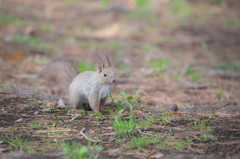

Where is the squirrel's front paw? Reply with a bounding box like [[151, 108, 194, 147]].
[[91, 107, 100, 112]]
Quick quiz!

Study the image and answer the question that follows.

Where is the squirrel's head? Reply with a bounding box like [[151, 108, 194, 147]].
[[97, 54, 116, 85]]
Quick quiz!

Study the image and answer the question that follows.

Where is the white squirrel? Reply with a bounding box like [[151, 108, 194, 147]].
[[42, 55, 116, 112]]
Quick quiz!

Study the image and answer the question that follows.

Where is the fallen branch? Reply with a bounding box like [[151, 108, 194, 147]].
[[0, 85, 62, 100], [77, 128, 102, 143]]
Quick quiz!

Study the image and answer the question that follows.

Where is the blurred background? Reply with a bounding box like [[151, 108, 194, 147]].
[[0, 0, 239, 109]]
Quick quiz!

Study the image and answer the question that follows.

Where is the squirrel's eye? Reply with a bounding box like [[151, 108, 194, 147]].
[[104, 74, 107, 77]]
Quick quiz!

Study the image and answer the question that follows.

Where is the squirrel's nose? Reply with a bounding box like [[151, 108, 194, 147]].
[[112, 79, 116, 83]]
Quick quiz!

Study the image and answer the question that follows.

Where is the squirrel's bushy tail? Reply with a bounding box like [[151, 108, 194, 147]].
[[40, 58, 78, 95]]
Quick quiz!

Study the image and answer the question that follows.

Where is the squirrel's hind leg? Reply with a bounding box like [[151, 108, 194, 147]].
[[69, 91, 82, 109], [99, 97, 107, 112]]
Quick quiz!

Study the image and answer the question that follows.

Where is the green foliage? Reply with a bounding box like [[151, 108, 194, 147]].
[[0, 13, 23, 26], [40, 23, 53, 32], [170, 137, 190, 151], [118, 89, 143, 112], [141, 43, 158, 52], [27, 98, 43, 105], [28, 121, 42, 129], [124, 10, 152, 20], [213, 89, 223, 99], [75, 61, 95, 73], [201, 42, 208, 50], [0, 83, 8, 87], [92, 111, 102, 117], [60, 36, 76, 45], [136, 120, 151, 129], [101, 0, 151, 7], [211, 0, 225, 5], [172, 68, 187, 81], [149, 58, 170, 72], [175, 140, 185, 151], [62, 141, 88, 159], [130, 135, 162, 150], [169, 0, 192, 19], [108, 107, 124, 119], [87, 141, 103, 153], [112, 110, 135, 137], [48, 107, 58, 112], [136, 0, 150, 7], [80, 109, 86, 115], [108, 93, 115, 103], [201, 134, 217, 142], [71, 113, 81, 121], [187, 68, 202, 82], [158, 112, 172, 125], [12, 34, 45, 50], [136, 116, 154, 129], [221, 17, 240, 28], [194, 121, 205, 131], [202, 114, 218, 119], [194, 121, 213, 131], [158, 36, 172, 43], [32, 56, 48, 65], [101, 0, 110, 6], [212, 63, 240, 72], [64, 0, 80, 6], [44, 121, 57, 128], [119, 64, 130, 71], [4, 136, 30, 151]]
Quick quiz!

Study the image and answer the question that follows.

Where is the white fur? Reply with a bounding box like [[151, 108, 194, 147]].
[[99, 85, 111, 99], [68, 64, 116, 112]]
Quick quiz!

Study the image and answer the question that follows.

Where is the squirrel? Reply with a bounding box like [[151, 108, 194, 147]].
[[41, 55, 116, 112]]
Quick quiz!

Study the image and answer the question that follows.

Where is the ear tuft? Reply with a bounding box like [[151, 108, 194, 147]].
[[105, 53, 111, 67]]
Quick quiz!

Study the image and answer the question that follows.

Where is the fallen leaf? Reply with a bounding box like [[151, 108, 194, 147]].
[[46, 100, 58, 107], [3, 50, 24, 61]]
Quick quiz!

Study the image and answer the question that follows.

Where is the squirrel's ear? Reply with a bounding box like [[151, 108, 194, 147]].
[[97, 63, 102, 73], [105, 53, 111, 67], [96, 54, 105, 73], [97, 62, 104, 73]]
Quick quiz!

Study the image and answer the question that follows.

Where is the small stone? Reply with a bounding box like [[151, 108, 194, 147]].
[[57, 99, 66, 108], [165, 104, 179, 112]]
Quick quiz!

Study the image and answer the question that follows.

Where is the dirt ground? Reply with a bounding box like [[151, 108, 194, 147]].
[[0, 0, 240, 158]]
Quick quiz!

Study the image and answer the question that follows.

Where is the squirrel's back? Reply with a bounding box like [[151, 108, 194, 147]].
[[69, 71, 96, 97]]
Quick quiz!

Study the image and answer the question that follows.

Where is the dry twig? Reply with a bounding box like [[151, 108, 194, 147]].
[[77, 128, 102, 143]]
